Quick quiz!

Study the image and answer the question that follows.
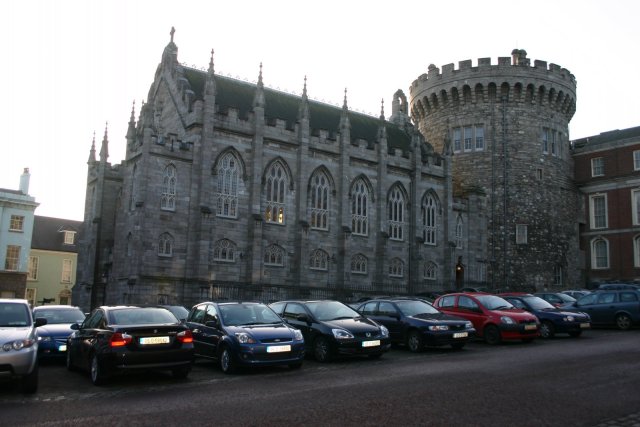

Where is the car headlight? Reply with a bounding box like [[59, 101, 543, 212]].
[[2, 339, 36, 352], [379, 325, 389, 338], [332, 328, 354, 340], [428, 325, 449, 331], [563, 315, 575, 322], [293, 329, 303, 341], [465, 322, 473, 329], [500, 316, 515, 324], [38, 336, 53, 342], [234, 332, 256, 344]]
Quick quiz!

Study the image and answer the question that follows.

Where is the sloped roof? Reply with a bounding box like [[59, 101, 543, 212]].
[[31, 216, 82, 253], [572, 125, 640, 149], [182, 68, 411, 151]]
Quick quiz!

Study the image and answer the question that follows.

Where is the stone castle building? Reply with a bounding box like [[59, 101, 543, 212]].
[[410, 49, 580, 291], [74, 30, 580, 310]]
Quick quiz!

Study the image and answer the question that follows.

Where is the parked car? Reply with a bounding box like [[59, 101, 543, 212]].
[[561, 290, 591, 299], [185, 301, 305, 373], [432, 293, 540, 344], [66, 306, 194, 385], [0, 299, 47, 393], [355, 297, 475, 351], [561, 290, 640, 330], [32, 305, 86, 360], [534, 292, 576, 308], [596, 283, 640, 291], [499, 293, 591, 338], [269, 300, 391, 362]]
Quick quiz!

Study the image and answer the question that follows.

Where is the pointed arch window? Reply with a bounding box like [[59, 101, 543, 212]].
[[309, 171, 330, 230], [455, 215, 464, 249], [129, 164, 138, 211], [264, 244, 285, 266], [309, 249, 329, 271], [422, 193, 438, 245], [424, 262, 437, 280], [265, 162, 287, 224], [161, 164, 177, 210], [351, 179, 369, 236], [389, 258, 404, 278], [351, 254, 368, 275], [591, 237, 609, 269], [213, 239, 236, 262], [158, 233, 173, 257], [388, 187, 405, 241], [216, 152, 240, 218]]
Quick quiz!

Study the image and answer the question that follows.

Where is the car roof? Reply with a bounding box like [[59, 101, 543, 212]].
[[499, 293, 533, 297], [33, 305, 81, 310], [0, 298, 29, 304]]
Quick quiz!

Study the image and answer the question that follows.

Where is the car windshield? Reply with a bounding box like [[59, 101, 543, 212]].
[[521, 296, 556, 310], [558, 293, 576, 302], [164, 306, 189, 320], [109, 308, 179, 325], [0, 302, 30, 327], [33, 307, 85, 324], [219, 304, 283, 326], [396, 300, 440, 316], [475, 295, 514, 310], [306, 301, 360, 321]]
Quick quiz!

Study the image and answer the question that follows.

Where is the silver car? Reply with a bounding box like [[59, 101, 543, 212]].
[[0, 299, 47, 393]]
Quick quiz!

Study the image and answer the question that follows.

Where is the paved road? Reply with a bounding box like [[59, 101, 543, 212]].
[[1, 329, 639, 426]]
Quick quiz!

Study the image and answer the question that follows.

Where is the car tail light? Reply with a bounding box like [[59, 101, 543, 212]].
[[110, 332, 133, 347], [176, 330, 193, 344]]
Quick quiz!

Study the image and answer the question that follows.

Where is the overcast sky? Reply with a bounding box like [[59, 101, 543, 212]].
[[1, 0, 638, 221]]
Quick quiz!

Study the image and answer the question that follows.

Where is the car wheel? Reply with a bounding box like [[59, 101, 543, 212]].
[[483, 325, 501, 345], [313, 337, 332, 363], [451, 342, 466, 350], [615, 313, 632, 331], [20, 363, 38, 394], [172, 365, 191, 379], [220, 347, 237, 374], [406, 330, 424, 353], [568, 331, 582, 338], [90, 354, 106, 386], [540, 320, 555, 339]]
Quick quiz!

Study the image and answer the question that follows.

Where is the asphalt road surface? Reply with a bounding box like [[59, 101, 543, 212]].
[[1, 328, 639, 426]]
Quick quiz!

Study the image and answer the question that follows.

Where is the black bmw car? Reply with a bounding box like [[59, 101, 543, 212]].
[[356, 298, 476, 351], [66, 306, 194, 385], [185, 301, 305, 374], [269, 300, 391, 362]]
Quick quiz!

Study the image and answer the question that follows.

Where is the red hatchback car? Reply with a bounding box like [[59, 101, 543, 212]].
[[433, 293, 540, 344]]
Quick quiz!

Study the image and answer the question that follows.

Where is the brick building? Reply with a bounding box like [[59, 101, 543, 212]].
[[573, 126, 640, 286]]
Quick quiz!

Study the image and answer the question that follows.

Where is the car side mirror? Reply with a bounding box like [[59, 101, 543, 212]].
[[296, 313, 310, 323], [70, 323, 80, 330], [34, 317, 47, 327], [205, 316, 221, 329]]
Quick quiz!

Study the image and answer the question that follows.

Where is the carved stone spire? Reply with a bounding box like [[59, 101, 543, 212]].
[[339, 88, 350, 129], [99, 122, 109, 163], [126, 101, 136, 140], [253, 62, 265, 108], [88, 131, 96, 163], [297, 76, 310, 121]]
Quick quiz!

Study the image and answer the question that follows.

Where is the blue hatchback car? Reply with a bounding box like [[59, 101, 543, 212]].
[[500, 293, 591, 338], [32, 305, 86, 360], [185, 302, 305, 373]]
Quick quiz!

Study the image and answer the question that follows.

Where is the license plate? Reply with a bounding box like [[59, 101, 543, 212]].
[[139, 336, 170, 345], [453, 332, 468, 339], [266, 345, 291, 353], [58, 344, 67, 352], [524, 324, 537, 330], [362, 340, 380, 348], [580, 323, 590, 328]]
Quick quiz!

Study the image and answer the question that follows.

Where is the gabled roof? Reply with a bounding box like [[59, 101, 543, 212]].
[[182, 68, 412, 152], [31, 216, 82, 253]]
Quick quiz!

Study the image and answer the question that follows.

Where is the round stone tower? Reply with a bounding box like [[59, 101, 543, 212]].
[[409, 49, 581, 291]]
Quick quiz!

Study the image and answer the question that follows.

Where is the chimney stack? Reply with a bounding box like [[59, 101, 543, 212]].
[[19, 168, 30, 194]]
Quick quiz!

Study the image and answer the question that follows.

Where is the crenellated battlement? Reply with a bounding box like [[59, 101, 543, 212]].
[[409, 49, 577, 123]]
